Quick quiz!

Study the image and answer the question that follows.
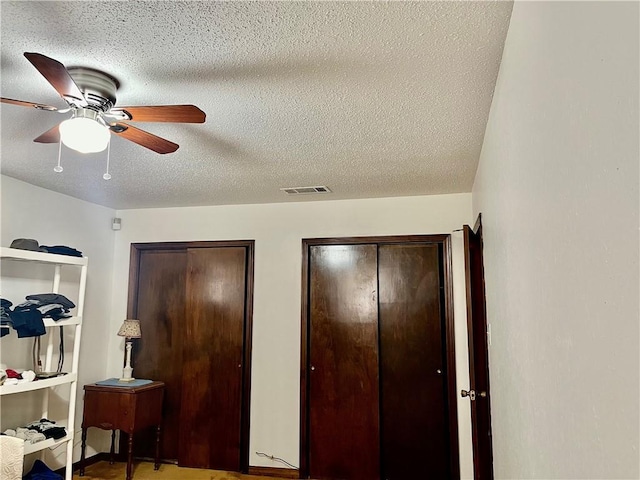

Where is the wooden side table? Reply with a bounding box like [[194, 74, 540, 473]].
[[80, 381, 165, 480]]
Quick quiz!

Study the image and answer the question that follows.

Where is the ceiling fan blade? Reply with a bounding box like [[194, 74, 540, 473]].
[[111, 105, 206, 123], [1, 97, 59, 111], [33, 124, 61, 143], [24, 52, 87, 106], [110, 123, 179, 154]]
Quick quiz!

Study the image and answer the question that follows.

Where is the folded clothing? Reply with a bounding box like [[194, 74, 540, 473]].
[[25, 294, 75, 311], [39, 245, 82, 258], [1, 370, 36, 387], [1, 298, 13, 338], [7, 293, 75, 337], [23, 459, 62, 480], [26, 419, 67, 440], [7, 303, 44, 338], [9, 239, 82, 259], [2, 428, 46, 444], [36, 304, 71, 320]]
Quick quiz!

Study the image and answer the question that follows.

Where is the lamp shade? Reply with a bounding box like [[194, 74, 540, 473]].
[[59, 112, 110, 154], [117, 319, 142, 338]]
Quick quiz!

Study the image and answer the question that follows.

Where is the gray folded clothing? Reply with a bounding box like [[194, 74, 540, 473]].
[[16, 427, 46, 444], [2, 428, 46, 444]]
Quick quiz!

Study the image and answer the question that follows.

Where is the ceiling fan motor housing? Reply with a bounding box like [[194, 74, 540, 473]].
[[67, 67, 118, 111]]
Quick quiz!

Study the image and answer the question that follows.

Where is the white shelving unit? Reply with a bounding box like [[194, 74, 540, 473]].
[[0, 247, 87, 480]]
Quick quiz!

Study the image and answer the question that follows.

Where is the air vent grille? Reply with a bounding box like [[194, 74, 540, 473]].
[[280, 186, 332, 195]]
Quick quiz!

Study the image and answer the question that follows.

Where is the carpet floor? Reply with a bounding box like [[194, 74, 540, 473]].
[[74, 461, 293, 480]]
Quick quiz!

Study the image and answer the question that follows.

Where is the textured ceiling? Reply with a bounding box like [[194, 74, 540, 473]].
[[0, 1, 513, 209]]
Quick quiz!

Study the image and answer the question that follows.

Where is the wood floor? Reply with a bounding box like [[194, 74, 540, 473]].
[[74, 461, 295, 480]]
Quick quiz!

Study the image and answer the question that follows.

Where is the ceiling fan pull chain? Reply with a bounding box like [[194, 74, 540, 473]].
[[103, 137, 112, 180], [53, 140, 63, 173]]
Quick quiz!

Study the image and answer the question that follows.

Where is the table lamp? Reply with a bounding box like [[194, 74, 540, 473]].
[[117, 319, 142, 382]]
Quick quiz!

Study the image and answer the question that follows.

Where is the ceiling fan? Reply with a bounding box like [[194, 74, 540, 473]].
[[1, 52, 206, 154]]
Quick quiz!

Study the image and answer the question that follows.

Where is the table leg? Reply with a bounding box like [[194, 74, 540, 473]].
[[126, 433, 134, 480], [110, 430, 116, 464], [79, 428, 87, 476], [154, 424, 162, 470]]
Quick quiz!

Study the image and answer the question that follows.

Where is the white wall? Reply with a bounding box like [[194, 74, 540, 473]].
[[473, 3, 639, 479], [107, 193, 475, 475], [0, 175, 116, 467]]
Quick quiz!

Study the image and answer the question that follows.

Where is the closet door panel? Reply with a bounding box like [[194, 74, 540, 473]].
[[378, 244, 450, 479], [133, 249, 187, 461], [179, 247, 247, 470], [308, 244, 380, 480]]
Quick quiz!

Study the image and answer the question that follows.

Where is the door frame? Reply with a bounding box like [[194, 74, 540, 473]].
[[126, 240, 255, 473], [463, 216, 494, 479], [299, 234, 460, 479]]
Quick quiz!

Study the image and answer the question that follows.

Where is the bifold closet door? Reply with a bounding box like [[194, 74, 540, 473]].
[[130, 244, 250, 470], [132, 249, 187, 461], [178, 247, 247, 471], [308, 244, 380, 480], [378, 244, 450, 479]]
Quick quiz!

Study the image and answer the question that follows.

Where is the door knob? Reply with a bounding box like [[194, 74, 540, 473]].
[[461, 389, 487, 401]]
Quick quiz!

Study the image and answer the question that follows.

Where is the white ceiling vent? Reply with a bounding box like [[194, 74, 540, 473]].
[[280, 185, 332, 195]]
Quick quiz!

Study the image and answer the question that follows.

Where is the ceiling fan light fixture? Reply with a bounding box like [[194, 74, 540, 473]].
[[59, 109, 110, 153]]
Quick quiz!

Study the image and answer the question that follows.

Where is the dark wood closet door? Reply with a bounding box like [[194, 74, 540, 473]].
[[178, 247, 247, 471], [308, 244, 380, 480], [132, 249, 187, 461], [378, 244, 450, 479]]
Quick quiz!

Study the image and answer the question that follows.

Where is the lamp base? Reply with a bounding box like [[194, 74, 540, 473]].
[[120, 364, 134, 383]]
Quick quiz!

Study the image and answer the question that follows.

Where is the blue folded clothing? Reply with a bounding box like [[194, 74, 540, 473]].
[[23, 459, 62, 480], [40, 245, 82, 257], [9, 308, 45, 338]]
